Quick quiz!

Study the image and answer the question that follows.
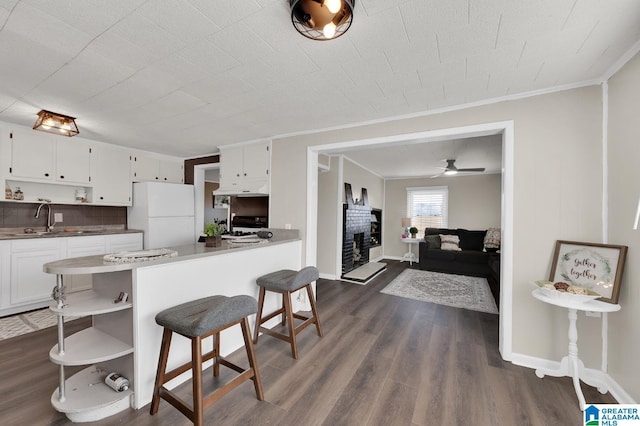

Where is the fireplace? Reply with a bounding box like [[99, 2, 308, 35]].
[[342, 183, 371, 276]]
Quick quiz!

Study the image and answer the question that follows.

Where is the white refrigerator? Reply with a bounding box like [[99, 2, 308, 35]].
[[127, 182, 196, 249]]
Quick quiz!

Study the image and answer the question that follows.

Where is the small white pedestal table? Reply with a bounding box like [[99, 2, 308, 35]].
[[531, 288, 621, 410], [400, 237, 422, 266]]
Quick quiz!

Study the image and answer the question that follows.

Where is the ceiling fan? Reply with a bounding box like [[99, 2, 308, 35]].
[[431, 159, 485, 178]]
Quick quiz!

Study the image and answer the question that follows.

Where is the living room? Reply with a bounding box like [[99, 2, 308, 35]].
[[269, 50, 640, 407]]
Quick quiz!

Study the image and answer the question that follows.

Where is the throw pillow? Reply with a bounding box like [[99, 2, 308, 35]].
[[425, 235, 441, 249], [439, 234, 461, 251], [457, 229, 486, 251], [484, 227, 501, 250]]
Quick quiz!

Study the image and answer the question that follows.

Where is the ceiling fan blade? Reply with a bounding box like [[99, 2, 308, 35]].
[[457, 167, 485, 172]]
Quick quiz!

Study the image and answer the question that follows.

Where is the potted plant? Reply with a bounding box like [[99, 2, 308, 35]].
[[409, 226, 419, 238], [204, 222, 223, 247]]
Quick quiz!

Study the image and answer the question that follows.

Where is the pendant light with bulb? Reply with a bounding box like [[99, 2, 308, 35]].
[[290, 0, 355, 41]]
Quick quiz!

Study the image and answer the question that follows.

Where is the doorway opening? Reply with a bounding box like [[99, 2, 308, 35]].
[[305, 121, 514, 361]]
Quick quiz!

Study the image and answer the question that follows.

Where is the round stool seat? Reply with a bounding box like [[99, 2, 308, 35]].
[[155, 295, 257, 337], [256, 266, 319, 292]]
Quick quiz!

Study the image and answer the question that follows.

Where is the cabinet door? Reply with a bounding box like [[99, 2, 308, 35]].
[[219, 146, 244, 184], [242, 142, 269, 180], [159, 160, 183, 183], [91, 145, 132, 205], [132, 155, 159, 182], [10, 129, 55, 180], [106, 233, 143, 253], [56, 139, 91, 184], [0, 242, 9, 309], [64, 236, 107, 292], [10, 239, 64, 305]]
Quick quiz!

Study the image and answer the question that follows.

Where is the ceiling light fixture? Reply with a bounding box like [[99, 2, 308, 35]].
[[290, 0, 355, 41], [33, 109, 79, 137]]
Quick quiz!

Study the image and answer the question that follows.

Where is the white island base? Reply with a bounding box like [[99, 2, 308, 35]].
[[45, 233, 302, 422]]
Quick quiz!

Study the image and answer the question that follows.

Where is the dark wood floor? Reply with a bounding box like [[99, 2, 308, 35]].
[[0, 260, 616, 425]]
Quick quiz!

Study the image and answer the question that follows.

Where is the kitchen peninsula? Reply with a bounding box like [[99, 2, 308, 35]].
[[44, 229, 301, 422]]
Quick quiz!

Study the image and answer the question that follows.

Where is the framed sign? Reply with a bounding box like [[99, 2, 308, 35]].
[[549, 240, 628, 304]]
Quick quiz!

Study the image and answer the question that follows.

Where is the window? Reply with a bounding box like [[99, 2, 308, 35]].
[[406, 186, 448, 230]]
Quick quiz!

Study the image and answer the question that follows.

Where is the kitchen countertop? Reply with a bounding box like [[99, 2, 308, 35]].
[[0, 225, 142, 240], [43, 229, 300, 275]]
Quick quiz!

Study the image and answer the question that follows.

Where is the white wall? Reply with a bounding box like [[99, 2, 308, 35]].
[[384, 173, 502, 258], [607, 51, 640, 402], [317, 158, 339, 276], [270, 85, 603, 370]]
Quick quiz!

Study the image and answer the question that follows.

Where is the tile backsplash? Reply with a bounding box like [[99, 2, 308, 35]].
[[0, 202, 127, 229]]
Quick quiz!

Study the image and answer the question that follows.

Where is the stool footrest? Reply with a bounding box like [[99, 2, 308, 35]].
[[158, 388, 195, 422], [163, 349, 217, 383], [260, 308, 285, 324], [202, 369, 256, 408]]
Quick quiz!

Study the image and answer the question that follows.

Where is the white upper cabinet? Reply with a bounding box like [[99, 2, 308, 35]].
[[132, 154, 183, 183], [56, 139, 91, 184], [9, 128, 91, 184], [158, 159, 184, 183], [10, 129, 55, 181], [90, 145, 132, 205], [219, 141, 270, 190]]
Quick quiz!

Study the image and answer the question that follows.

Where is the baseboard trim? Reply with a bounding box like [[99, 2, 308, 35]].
[[510, 352, 636, 404], [319, 272, 337, 280]]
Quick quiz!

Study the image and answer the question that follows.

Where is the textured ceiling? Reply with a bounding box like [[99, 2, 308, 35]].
[[0, 0, 638, 159]]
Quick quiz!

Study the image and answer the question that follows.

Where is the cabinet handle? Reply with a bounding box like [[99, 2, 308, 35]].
[[236, 173, 240, 177], [44, 173, 49, 177], [244, 173, 247, 176], [155, 177, 159, 180], [60, 175, 64, 179], [100, 196, 104, 200]]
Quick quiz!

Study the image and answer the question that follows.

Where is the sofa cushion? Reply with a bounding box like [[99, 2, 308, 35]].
[[458, 229, 487, 251], [456, 251, 490, 265], [425, 235, 441, 249], [426, 248, 457, 261], [425, 227, 457, 237], [440, 234, 461, 251]]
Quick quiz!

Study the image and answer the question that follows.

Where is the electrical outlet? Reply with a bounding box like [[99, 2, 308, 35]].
[[54, 213, 63, 222]]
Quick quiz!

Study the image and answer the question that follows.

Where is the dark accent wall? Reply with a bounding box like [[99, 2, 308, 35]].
[[184, 155, 220, 184], [0, 202, 126, 228], [342, 183, 371, 275]]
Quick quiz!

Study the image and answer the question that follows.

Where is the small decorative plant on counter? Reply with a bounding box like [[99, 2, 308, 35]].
[[409, 227, 419, 238], [204, 223, 224, 247]]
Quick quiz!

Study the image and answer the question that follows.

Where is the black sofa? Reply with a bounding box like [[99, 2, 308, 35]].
[[418, 228, 499, 282]]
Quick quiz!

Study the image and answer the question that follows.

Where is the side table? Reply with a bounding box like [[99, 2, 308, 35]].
[[401, 237, 422, 266], [531, 288, 621, 410]]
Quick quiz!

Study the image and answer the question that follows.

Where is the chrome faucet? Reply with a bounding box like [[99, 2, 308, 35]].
[[35, 202, 55, 232]]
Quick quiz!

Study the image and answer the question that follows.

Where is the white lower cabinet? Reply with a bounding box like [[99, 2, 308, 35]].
[[10, 238, 65, 306], [64, 236, 108, 292], [49, 276, 134, 422], [0, 233, 143, 317], [107, 233, 143, 253]]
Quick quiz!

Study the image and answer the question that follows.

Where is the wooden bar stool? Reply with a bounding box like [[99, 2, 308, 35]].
[[253, 266, 323, 359], [150, 295, 263, 426]]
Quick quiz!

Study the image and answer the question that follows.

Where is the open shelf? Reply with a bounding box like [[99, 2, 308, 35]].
[[49, 290, 132, 316], [50, 365, 132, 423], [49, 327, 133, 366], [370, 208, 382, 248]]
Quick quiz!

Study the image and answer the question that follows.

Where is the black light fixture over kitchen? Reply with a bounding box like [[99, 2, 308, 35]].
[[290, 0, 355, 41], [33, 109, 79, 137]]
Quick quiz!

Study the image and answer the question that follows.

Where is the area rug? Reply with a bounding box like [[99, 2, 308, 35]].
[[381, 269, 498, 314], [0, 308, 80, 341]]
